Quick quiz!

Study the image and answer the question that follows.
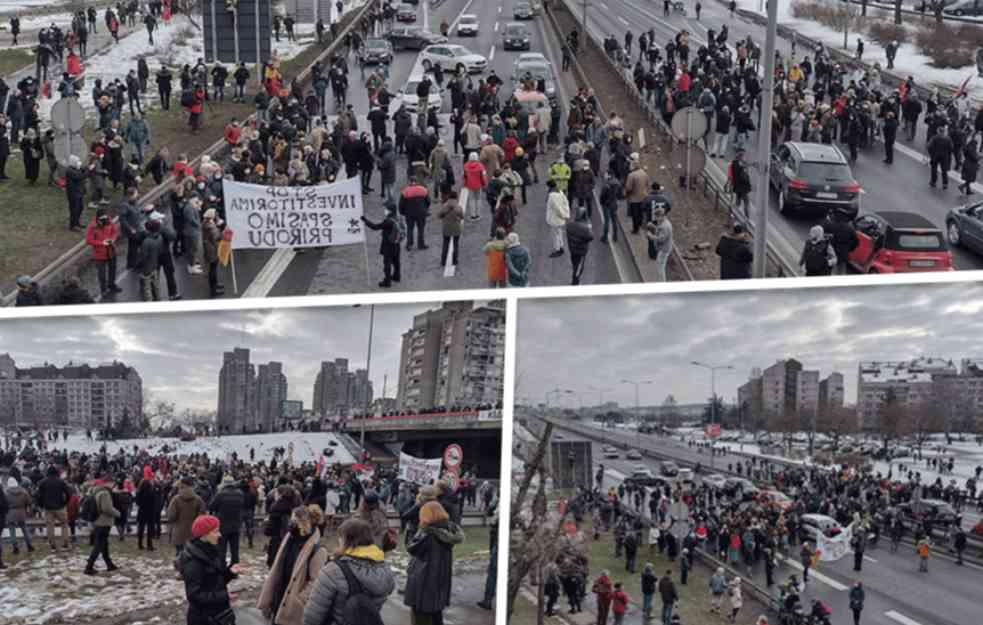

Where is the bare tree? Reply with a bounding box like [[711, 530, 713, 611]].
[[767, 410, 798, 454], [878, 388, 909, 452], [816, 404, 858, 451]]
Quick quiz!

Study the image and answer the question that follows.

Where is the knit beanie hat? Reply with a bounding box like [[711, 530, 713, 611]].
[[191, 514, 220, 539]]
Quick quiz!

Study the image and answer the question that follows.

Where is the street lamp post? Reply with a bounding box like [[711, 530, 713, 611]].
[[619, 379, 654, 424], [354, 304, 375, 456], [691, 361, 735, 469]]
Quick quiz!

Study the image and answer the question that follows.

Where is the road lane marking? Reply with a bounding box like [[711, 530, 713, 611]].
[[489, 44, 495, 61], [449, 0, 477, 30], [242, 248, 297, 298], [618, 16, 630, 25], [885, 611, 924, 625], [863, 555, 877, 563], [494, 21, 499, 31], [779, 558, 848, 591]]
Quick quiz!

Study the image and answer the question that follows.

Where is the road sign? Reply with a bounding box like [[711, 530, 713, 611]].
[[670, 107, 707, 142], [50, 98, 87, 167], [443, 443, 463, 470], [444, 471, 460, 492], [705, 423, 721, 438]]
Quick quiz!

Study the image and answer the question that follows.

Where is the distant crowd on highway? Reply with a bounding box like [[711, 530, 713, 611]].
[[0, 430, 499, 624]]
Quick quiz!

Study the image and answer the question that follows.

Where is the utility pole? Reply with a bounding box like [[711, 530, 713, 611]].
[[752, 0, 779, 278]]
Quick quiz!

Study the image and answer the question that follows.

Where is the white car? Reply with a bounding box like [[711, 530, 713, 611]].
[[800, 514, 844, 543], [398, 76, 443, 113], [457, 14, 478, 36], [420, 44, 487, 74], [702, 473, 728, 490], [626, 449, 642, 460], [677, 468, 694, 482]]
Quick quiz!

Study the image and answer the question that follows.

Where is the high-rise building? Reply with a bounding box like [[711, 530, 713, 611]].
[[312, 359, 372, 416], [348, 368, 374, 415], [0, 354, 142, 429], [255, 362, 288, 431], [818, 372, 845, 415], [739, 359, 831, 425], [217, 348, 255, 433], [397, 302, 505, 411]]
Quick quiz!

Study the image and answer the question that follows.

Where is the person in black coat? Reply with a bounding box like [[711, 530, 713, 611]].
[[404, 501, 465, 625], [65, 155, 89, 230], [960, 134, 980, 195], [715, 223, 753, 279], [0, 123, 9, 180], [928, 126, 954, 190], [209, 478, 245, 566], [135, 472, 159, 550], [824, 210, 858, 275], [20, 128, 42, 184], [362, 200, 403, 287], [179, 515, 241, 625], [882, 111, 898, 164]]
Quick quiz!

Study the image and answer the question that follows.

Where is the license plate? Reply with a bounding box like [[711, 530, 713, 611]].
[[816, 192, 837, 199], [909, 260, 936, 268]]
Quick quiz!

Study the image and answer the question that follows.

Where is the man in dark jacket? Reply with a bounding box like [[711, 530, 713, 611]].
[[65, 155, 89, 230], [179, 515, 240, 625], [729, 148, 752, 216], [658, 570, 678, 625], [599, 170, 622, 243], [566, 208, 594, 285], [715, 223, 753, 279], [209, 477, 245, 566], [156, 66, 173, 110], [399, 178, 431, 251], [38, 466, 72, 550], [136, 218, 165, 301], [362, 201, 403, 287], [882, 111, 898, 164], [928, 126, 954, 190], [824, 210, 858, 275]]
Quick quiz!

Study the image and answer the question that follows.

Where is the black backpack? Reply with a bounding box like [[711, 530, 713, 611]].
[[803, 239, 831, 275], [180, 88, 194, 108], [336, 558, 385, 625], [79, 490, 100, 523]]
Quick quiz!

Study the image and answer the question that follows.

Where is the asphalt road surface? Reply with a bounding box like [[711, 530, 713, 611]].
[[546, 420, 981, 625], [101, 0, 623, 303], [570, 0, 983, 273]]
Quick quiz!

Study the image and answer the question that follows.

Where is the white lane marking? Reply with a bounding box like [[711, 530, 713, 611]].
[[618, 16, 630, 25], [863, 555, 877, 563], [780, 558, 849, 591], [242, 248, 297, 298], [885, 611, 924, 625], [498, 5, 502, 11], [489, 44, 496, 61], [600, 1, 610, 8], [494, 21, 499, 32]]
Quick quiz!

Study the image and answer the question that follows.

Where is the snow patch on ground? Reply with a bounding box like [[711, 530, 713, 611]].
[[54, 431, 358, 464]]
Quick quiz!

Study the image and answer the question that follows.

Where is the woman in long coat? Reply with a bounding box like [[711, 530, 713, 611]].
[[403, 501, 465, 625], [20, 128, 43, 184], [258, 506, 327, 625]]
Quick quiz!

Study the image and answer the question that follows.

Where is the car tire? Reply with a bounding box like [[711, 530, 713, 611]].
[[947, 220, 962, 247]]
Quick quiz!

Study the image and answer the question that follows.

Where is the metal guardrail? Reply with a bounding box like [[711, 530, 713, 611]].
[[1, 1, 376, 307], [554, 0, 801, 278]]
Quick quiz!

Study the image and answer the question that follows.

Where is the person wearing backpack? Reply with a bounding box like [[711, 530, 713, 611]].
[[799, 225, 836, 277], [258, 506, 327, 625], [404, 501, 465, 625], [362, 200, 403, 288], [180, 514, 243, 625], [302, 518, 395, 625], [84, 471, 120, 575]]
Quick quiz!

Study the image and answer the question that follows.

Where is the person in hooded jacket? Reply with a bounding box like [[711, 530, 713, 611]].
[[266, 477, 303, 568], [404, 501, 465, 625], [505, 231, 531, 287], [210, 475, 245, 566], [5, 476, 34, 554], [258, 506, 326, 625], [928, 126, 954, 190], [302, 518, 395, 625], [179, 514, 242, 625], [960, 133, 980, 195], [715, 223, 753, 279], [135, 466, 159, 551], [566, 207, 594, 285], [84, 470, 120, 574], [168, 477, 207, 563]]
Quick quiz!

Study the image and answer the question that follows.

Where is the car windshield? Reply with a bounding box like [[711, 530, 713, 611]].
[[506, 27, 527, 36], [366, 40, 387, 49], [799, 162, 852, 182], [448, 46, 469, 57], [461, 15, 477, 23]]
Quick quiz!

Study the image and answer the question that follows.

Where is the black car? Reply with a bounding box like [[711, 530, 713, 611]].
[[362, 38, 394, 64], [502, 22, 531, 51], [387, 26, 447, 51], [946, 201, 983, 256], [396, 3, 417, 22], [895, 499, 960, 528], [769, 142, 862, 218], [514, 0, 534, 19]]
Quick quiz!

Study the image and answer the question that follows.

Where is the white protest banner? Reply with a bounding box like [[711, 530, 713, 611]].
[[223, 176, 365, 249], [398, 452, 443, 486], [815, 523, 854, 562]]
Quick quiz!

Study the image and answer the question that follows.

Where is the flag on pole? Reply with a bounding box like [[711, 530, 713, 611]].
[[218, 229, 234, 266], [955, 75, 973, 99]]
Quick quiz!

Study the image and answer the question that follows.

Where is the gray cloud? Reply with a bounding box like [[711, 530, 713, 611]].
[[516, 283, 983, 408], [0, 303, 444, 413]]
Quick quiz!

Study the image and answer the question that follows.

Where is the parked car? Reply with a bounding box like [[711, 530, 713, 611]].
[[420, 44, 488, 73], [456, 13, 479, 36], [659, 460, 680, 477], [769, 142, 861, 217], [514, 0, 535, 19], [722, 477, 759, 500], [703, 473, 728, 490], [626, 468, 665, 487], [946, 200, 983, 255], [603, 445, 620, 459], [941, 0, 978, 13], [387, 26, 447, 51], [398, 75, 444, 113], [800, 514, 843, 543], [849, 211, 953, 273], [361, 38, 394, 65], [502, 22, 531, 50], [676, 468, 694, 483], [758, 489, 793, 511], [895, 499, 960, 528], [396, 2, 417, 22], [626, 449, 643, 460]]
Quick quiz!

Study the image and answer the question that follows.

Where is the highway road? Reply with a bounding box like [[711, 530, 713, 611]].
[[98, 0, 623, 303], [566, 0, 983, 273], [536, 417, 982, 625]]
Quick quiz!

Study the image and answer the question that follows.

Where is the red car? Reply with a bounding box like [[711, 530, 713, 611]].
[[848, 211, 954, 273]]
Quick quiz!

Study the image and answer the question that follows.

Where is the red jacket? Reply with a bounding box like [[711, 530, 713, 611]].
[[224, 124, 241, 146], [502, 136, 519, 162], [190, 89, 204, 114], [463, 160, 487, 191], [677, 72, 691, 93], [611, 590, 629, 615], [592, 575, 613, 605], [67, 54, 82, 77], [86, 220, 119, 261]]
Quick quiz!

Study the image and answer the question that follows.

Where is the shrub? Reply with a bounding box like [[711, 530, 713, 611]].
[[915, 23, 970, 69], [866, 20, 909, 47]]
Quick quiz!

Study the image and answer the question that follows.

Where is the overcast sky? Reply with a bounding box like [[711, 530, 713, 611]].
[[0, 302, 447, 413], [516, 283, 983, 408]]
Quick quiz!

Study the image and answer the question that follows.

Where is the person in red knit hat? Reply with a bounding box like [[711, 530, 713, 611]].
[[178, 514, 244, 625]]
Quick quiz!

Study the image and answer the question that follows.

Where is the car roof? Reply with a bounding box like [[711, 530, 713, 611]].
[[460, 13, 477, 19], [517, 52, 547, 61], [786, 142, 847, 164], [874, 211, 939, 230], [505, 21, 529, 28]]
